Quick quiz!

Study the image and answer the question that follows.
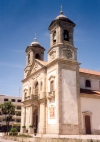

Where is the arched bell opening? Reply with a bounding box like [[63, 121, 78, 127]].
[[35, 54, 40, 60]]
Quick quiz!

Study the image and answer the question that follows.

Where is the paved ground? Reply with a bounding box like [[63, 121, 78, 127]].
[[0, 137, 18, 142]]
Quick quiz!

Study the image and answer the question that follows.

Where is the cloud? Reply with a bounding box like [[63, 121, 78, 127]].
[[0, 61, 24, 68]]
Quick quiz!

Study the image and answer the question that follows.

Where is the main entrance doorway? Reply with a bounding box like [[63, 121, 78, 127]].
[[33, 109, 38, 134], [85, 115, 91, 134]]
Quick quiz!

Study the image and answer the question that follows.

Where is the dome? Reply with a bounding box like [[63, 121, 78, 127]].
[[56, 8, 67, 20], [30, 38, 40, 46]]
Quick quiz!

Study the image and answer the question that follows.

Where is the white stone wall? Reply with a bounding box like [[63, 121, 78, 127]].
[[81, 97, 100, 131], [80, 76, 100, 90], [62, 69, 78, 125], [47, 69, 57, 124]]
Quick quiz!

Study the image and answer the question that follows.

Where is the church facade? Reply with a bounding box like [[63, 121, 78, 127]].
[[21, 10, 100, 135]]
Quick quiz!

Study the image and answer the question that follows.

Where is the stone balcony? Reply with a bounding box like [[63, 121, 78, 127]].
[[24, 94, 38, 101]]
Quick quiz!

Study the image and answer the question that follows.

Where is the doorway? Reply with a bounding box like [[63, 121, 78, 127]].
[[33, 109, 38, 134], [85, 115, 91, 134]]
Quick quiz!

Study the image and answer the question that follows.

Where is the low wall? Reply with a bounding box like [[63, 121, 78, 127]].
[[3, 136, 100, 142]]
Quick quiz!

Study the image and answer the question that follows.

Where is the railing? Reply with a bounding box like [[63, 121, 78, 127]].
[[31, 94, 38, 100], [24, 94, 38, 101]]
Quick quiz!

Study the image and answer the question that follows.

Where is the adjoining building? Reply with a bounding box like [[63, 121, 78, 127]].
[[21, 9, 100, 135], [0, 94, 22, 132]]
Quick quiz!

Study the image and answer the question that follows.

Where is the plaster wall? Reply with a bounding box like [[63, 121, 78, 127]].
[[81, 97, 100, 131], [62, 69, 78, 125], [80, 76, 100, 91]]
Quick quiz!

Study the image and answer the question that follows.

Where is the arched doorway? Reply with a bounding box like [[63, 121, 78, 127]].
[[85, 115, 91, 134], [33, 109, 38, 134]]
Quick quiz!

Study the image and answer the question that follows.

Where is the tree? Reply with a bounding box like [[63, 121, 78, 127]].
[[0, 101, 15, 135]]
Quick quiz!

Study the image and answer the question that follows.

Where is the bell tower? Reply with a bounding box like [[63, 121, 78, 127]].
[[24, 37, 45, 78], [46, 8, 81, 135], [48, 7, 77, 62]]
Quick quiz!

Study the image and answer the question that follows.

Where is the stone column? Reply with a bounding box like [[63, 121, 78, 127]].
[[21, 107, 26, 133], [38, 102, 46, 134], [29, 106, 33, 134]]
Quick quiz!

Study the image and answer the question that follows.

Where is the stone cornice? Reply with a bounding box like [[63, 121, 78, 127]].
[[22, 58, 80, 83], [48, 43, 77, 53], [22, 66, 46, 83]]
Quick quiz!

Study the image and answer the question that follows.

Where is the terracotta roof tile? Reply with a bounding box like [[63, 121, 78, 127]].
[[36, 59, 48, 66], [79, 68, 100, 76], [80, 88, 100, 96]]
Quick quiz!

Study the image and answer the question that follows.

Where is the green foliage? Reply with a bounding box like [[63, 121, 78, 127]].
[[9, 127, 18, 136], [0, 101, 15, 134], [10, 127, 18, 133], [22, 126, 26, 128], [18, 134, 33, 137], [0, 101, 15, 116], [29, 125, 33, 128], [90, 139, 93, 142]]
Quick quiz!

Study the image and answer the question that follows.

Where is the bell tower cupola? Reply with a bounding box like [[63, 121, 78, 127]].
[[48, 7, 77, 62], [24, 36, 45, 78], [25, 37, 45, 66]]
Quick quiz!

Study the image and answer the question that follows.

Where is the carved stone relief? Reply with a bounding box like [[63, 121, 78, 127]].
[[49, 50, 56, 60], [63, 49, 73, 59]]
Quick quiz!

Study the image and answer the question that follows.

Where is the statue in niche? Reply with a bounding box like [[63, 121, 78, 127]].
[[49, 106, 55, 118]]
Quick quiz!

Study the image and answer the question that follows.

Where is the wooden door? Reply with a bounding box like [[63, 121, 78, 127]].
[[85, 115, 91, 134]]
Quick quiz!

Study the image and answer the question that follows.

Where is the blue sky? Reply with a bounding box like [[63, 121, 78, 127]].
[[0, 0, 100, 96]]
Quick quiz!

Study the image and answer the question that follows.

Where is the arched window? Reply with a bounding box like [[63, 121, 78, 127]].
[[50, 80, 54, 92], [29, 87, 31, 95], [53, 31, 56, 43], [64, 30, 69, 41], [35, 82, 38, 96], [40, 82, 42, 91], [28, 54, 30, 64], [35, 54, 40, 60], [24, 92, 27, 100], [85, 80, 91, 87]]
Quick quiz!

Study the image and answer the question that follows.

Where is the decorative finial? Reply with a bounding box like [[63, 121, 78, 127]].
[[60, 5, 63, 14], [34, 34, 37, 42]]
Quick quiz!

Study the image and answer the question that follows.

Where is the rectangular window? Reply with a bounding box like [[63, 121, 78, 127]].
[[11, 99, 15, 102], [4, 98, 8, 101], [17, 106, 21, 110], [16, 119, 21, 122], [17, 100, 21, 102], [85, 80, 91, 88]]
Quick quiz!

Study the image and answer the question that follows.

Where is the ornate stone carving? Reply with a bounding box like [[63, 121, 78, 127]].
[[63, 49, 73, 59], [49, 50, 56, 60]]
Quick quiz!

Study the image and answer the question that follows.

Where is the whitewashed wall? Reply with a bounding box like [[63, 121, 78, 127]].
[[81, 97, 100, 130], [80, 76, 100, 91]]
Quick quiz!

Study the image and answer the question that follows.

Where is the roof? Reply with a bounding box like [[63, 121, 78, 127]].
[[79, 68, 100, 76], [80, 88, 100, 96], [36, 59, 48, 66]]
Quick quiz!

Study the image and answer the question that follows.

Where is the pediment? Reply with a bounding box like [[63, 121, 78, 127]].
[[27, 60, 44, 76]]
